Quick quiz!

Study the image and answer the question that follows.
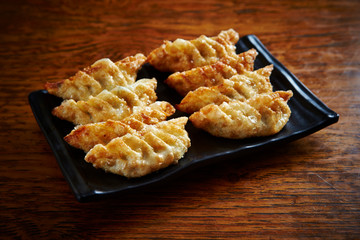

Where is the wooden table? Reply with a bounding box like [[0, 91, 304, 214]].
[[1, 0, 359, 239]]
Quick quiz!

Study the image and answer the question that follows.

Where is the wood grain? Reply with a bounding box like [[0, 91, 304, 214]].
[[0, 0, 359, 239]]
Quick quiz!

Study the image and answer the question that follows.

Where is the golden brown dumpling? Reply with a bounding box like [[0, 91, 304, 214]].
[[84, 117, 191, 178], [177, 65, 274, 113], [165, 49, 258, 96], [189, 91, 293, 139], [52, 78, 157, 125], [147, 29, 239, 72], [45, 54, 147, 101]]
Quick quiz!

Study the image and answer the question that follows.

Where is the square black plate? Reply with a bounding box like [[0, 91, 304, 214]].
[[29, 35, 339, 202]]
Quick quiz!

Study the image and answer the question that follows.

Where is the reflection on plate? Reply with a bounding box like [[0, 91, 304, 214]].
[[29, 35, 339, 202]]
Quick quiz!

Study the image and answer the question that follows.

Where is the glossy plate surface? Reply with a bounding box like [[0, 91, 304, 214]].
[[29, 35, 339, 202]]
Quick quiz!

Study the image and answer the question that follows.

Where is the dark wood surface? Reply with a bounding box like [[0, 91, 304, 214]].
[[1, 0, 359, 239]]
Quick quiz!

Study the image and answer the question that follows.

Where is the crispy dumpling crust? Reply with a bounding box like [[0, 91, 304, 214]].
[[45, 53, 146, 101], [65, 120, 136, 153], [147, 29, 239, 72], [84, 117, 191, 178], [189, 91, 293, 139], [64, 101, 176, 152], [52, 78, 157, 125], [176, 65, 274, 114], [165, 49, 258, 96]]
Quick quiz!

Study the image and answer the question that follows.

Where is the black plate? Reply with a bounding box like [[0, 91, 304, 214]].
[[29, 35, 339, 202]]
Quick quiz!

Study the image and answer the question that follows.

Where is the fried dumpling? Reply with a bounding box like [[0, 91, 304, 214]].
[[52, 78, 157, 125], [64, 101, 176, 152], [189, 91, 293, 139], [66, 120, 136, 153], [165, 49, 258, 96], [177, 65, 274, 113], [84, 117, 191, 178], [147, 29, 239, 72], [45, 53, 147, 101]]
